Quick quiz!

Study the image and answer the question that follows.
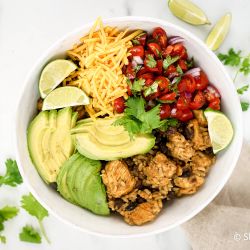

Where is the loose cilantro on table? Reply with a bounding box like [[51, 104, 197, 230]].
[[218, 48, 250, 111], [241, 101, 249, 111], [163, 56, 179, 70], [19, 225, 41, 244], [21, 193, 50, 244], [0, 159, 23, 187], [237, 84, 249, 95], [0, 206, 19, 243]]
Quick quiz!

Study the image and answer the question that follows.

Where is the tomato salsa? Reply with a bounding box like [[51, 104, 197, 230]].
[[114, 27, 221, 122]]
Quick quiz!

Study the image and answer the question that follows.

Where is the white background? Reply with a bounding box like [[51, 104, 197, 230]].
[[0, 0, 250, 249]]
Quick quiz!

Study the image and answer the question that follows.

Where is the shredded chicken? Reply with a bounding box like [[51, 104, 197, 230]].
[[166, 132, 195, 161], [102, 161, 136, 198]]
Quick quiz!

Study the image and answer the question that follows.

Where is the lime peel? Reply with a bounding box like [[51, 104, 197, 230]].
[[42, 86, 90, 111], [204, 108, 234, 154], [39, 59, 77, 98]]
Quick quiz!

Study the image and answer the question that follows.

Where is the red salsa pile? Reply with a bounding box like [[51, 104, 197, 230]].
[[114, 27, 221, 122]]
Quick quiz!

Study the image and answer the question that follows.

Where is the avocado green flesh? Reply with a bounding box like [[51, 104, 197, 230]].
[[27, 107, 76, 183], [56, 153, 109, 216], [75, 133, 155, 161]]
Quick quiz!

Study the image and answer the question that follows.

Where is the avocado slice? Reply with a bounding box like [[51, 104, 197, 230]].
[[56, 153, 109, 216], [74, 132, 155, 161], [27, 107, 76, 183]]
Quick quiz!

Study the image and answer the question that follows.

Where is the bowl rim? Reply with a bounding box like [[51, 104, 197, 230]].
[[15, 16, 243, 238]]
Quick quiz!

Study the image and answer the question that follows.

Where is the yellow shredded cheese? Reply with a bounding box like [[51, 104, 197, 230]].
[[66, 17, 143, 118]]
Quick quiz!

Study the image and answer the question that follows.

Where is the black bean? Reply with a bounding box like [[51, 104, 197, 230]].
[[125, 201, 138, 211], [114, 198, 125, 209], [136, 196, 147, 204], [182, 169, 191, 177], [184, 126, 194, 140]]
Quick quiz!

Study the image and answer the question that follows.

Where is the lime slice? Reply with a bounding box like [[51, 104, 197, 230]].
[[42, 86, 90, 111], [206, 13, 232, 51], [204, 109, 234, 154], [168, 0, 210, 25], [39, 59, 77, 98]]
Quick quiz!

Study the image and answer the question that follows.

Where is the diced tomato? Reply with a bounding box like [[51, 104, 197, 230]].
[[127, 84, 133, 96], [204, 85, 221, 102], [164, 64, 178, 78], [172, 44, 187, 59], [132, 33, 147, 46], [155, 76, 169, 92], [114, 97, 125, 113], [125, 62, 136, 80], [128, 45, 145, 59], [138, 73, 154, 81], [152, 27, 168, 48], [156, 59, 163, 74], [179, 109, 194, 122], [145, 78, 154, 87], [159, 92, 177, 102], [178, 75, 196, 93], [160, 104, 171, 119], [162, 45, 174, 58], [178, 59, 188, 71], [148, 43, 162, 58], [208, 97, 221, 110], [177, 96, 191, 110], [194, 71, 209, 90], [137, 66, 148, 76], [189, 91, 206, 110]]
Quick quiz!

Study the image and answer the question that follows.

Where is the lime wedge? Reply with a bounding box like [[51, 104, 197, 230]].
[[39, 59, 77, 98], [168, 0, 210, 25], [206, 13, 232, 51], [42, 86, 90, 111], [204, 109, 234, 154]]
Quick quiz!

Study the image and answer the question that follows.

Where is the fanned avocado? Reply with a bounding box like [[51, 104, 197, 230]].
[[27, 107, 77, 183], [56, 153, 109, 216], [71, 117, 155, 160]]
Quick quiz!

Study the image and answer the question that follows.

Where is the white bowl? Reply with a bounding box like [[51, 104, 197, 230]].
[[15, 16, 243, 237]]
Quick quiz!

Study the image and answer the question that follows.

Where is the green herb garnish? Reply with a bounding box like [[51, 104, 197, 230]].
[[143, 81, 159, 97], [163, 56, 179, 70], [241, 101, 249, 111], [237, 85, 249, 95], [145, 54, 157, 68], [19, 225, 42, 244]]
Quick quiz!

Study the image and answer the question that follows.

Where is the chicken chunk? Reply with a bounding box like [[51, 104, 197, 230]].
[[102, 161, 136, 198], [193, 110, 208, 127], [174, 175, 204, 197], [186, 119, 212, 151], [123, 200, 162, 226], [190, 151, 216, 177], [166, 132, 195, 161], [143, 153, 177, 188]]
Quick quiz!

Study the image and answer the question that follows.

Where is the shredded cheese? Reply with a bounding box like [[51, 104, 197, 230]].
[[65, 17, 143, 118]]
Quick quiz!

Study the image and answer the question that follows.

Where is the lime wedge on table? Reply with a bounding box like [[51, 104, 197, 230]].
[[206, 13, 232, 51], [168, 0, 210, 25], [204, 109, 234, 154], [39, 59, 77, 98], [42, 86, 90, 111]]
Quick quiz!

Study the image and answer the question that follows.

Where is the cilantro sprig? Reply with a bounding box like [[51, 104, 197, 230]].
[[113, 97, 177, 138], [21, 193, 50, 244], [0, 206, 19, 243], [163, 56, 179, 70], [218, 48, 250, 111], [0, 159, 23, 187], [19, 225, 41, 244]]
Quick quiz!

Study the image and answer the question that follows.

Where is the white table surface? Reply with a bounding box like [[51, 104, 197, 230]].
[[0, 0, 249, 249]]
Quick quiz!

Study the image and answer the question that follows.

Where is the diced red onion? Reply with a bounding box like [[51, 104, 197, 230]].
[[184, 67, 201, 77], [206, 85, 221, 98], [171, 108, 177, 116], [168, 36, 185, 45], [132, 56, 144, 65], [184, 92, 192, 99]]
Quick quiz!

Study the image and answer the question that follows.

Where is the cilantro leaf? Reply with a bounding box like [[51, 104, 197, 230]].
[[163, 56, 179, 70], [241, 101, 249, 111], [19, 225, 42, 244], [176, 65, 183, 75], [0, 159, 23, 187], [237, 85, 249, 95], [113, 97, 162, 137], [0, 235, 6, 244], [240, 56, 250, 75], [21, 193, 50, 243], [145, 55, 157, 68], [131, 78, 145, 95], [143, 81, 159, 97], [159, 118, 179, 132], [218, 48, 242, 66], [0, 206, 19, 244]]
